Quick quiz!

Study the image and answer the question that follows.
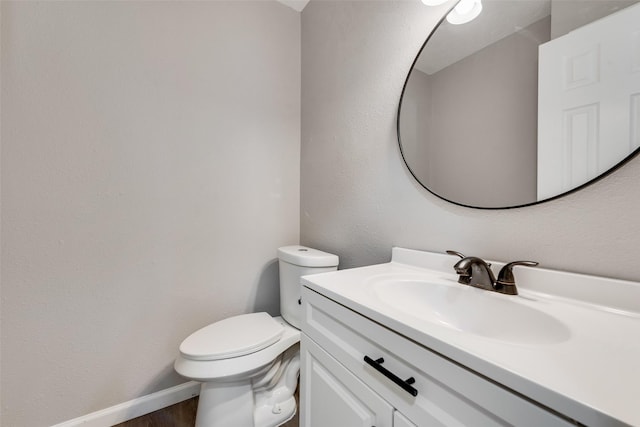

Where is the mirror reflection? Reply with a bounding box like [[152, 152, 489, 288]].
[[398, 0, 640, 208]]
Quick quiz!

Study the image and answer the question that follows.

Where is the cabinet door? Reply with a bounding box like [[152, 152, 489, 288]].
[[394, 412, 417, 427], [300, 334, 393, 427]]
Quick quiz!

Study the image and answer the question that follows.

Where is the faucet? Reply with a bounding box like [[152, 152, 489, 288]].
[[446, 250, 538, 295]]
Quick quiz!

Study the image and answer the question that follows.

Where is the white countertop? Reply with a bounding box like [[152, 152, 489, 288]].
[[301, 248, 640, 427]]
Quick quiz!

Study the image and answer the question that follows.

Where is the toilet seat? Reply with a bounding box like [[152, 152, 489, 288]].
[[180, 312, 284, 361], [175, 316, 300, 382]]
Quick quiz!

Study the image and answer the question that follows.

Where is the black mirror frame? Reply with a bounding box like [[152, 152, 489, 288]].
[[396, 1, 640, 210]]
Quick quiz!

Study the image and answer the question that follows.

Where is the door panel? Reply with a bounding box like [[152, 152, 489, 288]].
[[538, 3, 640, 199], [300, 334, 393, 427]]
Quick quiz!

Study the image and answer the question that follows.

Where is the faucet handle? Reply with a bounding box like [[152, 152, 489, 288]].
[[446, 250, 465, 259], [447, 250, 491, 267], [495, 261, 538, 295]]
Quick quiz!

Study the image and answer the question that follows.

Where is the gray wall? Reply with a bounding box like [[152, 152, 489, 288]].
[[300, 0, 640, 281], [0, 1, 300, 425], [550, 0, 639, 39], [399, 69, 433, 192]]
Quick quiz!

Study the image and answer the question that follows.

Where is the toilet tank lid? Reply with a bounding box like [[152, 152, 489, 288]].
[[278, 245, 339, 268], [179, 312, 284, 361]]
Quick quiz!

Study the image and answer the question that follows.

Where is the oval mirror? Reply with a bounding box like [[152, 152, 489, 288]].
[[398, 0, 640, 209]]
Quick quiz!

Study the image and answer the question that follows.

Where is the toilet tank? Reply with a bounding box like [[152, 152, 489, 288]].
[[277, 245, 339, 329]]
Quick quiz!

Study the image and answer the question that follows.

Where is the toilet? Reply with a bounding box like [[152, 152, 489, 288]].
[[174, 245, 339, 427]]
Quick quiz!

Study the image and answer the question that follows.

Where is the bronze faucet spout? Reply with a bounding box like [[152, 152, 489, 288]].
[[453, 256, 496, 291], [446, 250, 538, 295]]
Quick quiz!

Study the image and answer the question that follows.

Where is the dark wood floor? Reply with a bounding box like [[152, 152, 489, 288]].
[[114, 389, 299, 427], [113, 397, 199, 427]]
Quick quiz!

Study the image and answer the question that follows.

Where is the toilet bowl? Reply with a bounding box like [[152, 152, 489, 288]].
[[174, 246, 338, 427]]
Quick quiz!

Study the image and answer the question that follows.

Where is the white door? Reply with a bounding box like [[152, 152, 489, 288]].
[[300, 334, 394, 427], [537, 3, 640, 200]]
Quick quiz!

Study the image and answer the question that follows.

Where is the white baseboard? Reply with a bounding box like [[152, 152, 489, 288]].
[[51, 381, 201, 427]]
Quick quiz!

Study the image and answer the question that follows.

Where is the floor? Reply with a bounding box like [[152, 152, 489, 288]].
[[114, 388, 299, 427], [113, 397, 199, 427]]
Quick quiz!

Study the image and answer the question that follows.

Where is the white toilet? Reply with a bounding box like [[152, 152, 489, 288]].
[[174, 245, 338, 427]]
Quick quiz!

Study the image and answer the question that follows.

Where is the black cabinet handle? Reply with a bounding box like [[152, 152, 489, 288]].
[[363, 355, 418, 397]]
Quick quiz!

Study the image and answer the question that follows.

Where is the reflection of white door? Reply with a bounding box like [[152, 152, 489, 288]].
[[537, 3, 640, 200]]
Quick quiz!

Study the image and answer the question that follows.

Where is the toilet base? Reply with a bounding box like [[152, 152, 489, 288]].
[[254, 394, 296, 427], [196, 381, 254, 427], [195, 383, 296, 427], [194, 345, 300, 427]]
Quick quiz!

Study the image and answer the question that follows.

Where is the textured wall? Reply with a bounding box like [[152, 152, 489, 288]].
[[300, 0, 640, 281], [550, 0, 639, 38], [1, 1, 300, 425]]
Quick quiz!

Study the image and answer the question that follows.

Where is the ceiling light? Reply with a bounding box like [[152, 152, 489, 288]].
[[446, 0, 483, 25], [420, 0, 449, 6]]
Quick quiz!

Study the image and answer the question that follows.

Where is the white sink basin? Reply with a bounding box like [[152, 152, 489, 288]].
[[369, 275, 571, 345]]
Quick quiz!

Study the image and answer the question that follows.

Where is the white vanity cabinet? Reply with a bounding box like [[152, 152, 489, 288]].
[[394, 412, 417, 427], [301, 335, 394, 427], [300, 286, 573, 427]]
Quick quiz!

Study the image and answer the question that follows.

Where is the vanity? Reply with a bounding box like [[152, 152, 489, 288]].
[[298, 248, 640, 427], [295, 1, 640, 425]]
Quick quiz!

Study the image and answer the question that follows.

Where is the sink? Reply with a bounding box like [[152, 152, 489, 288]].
[[369, 275, 571, 345]]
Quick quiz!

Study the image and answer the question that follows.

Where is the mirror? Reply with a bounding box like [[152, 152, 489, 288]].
[[398, 0, 640, 209]]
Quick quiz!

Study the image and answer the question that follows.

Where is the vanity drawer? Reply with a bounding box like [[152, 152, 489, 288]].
[[302, 287, 573, 427]]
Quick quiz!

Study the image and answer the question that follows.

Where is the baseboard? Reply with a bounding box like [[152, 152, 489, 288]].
[[51, 381, 201, 427]]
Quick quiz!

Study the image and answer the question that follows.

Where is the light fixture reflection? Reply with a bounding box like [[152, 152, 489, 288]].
[[446, 0, 483, 25], [420, 0, 449, 5]]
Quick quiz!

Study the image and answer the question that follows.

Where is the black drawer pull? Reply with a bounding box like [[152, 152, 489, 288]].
[[363, 355, 418, 397]]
